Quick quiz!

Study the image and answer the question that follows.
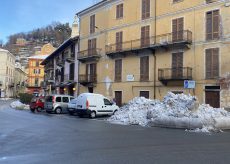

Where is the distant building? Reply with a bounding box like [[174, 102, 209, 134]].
[[14, 63, 27, 97], [27, 43, 55, 96], [0, 48, 15, 98]]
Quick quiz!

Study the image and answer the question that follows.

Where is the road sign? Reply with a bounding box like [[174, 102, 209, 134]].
[[184, 80, 196, 89]]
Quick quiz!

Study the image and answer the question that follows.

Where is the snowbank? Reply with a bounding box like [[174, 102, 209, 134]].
[[108, 92, 230, 132], [10, 101, 30, 110]]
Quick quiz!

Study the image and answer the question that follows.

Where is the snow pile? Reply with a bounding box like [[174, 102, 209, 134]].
[[10, 101, 30, 110], [109, 92, 230, 132], [109, 97, 159, 126]]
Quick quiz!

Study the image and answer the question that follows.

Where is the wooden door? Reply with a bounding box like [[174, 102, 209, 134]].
[[115, 91, 122, 107], [140, 91, 149, 99], [205, 91, 220, 108], [141, 26, 150, 47], [172, 52, 183, 78], [116, 32, 123, 51], [172, 18, 184, 42]]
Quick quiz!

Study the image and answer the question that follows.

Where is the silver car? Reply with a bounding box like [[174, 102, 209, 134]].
[[44, 95, 74, 114]]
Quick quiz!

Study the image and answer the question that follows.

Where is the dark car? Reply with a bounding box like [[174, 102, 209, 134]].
[[30, 97, 45, 112]]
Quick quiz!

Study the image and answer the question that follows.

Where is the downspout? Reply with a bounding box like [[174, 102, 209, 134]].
[[153, 0, 157, 99], [77, 14, 80, 96]]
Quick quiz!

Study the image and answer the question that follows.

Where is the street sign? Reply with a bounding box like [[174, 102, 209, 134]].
[[127, 75, 134, 81], [184, 80, 196, 89]]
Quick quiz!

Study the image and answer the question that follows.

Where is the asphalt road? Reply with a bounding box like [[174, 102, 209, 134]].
[[1, 100, 230, 164]]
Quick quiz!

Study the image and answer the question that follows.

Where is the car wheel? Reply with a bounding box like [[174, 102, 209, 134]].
[[78, 114, 83, 118], [90, 111, 96, 119], [30, 108, 35, 113], [55, 107, 62, 114], [36, 107, 42, 112], [68, 111, 74, 115]]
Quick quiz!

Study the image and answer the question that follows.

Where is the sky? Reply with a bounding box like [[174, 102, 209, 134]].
[[0, 0, 96, 43]]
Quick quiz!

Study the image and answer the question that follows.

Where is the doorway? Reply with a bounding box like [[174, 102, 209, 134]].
[[205, 86, 220, 108], [115, 91, 122, 107]]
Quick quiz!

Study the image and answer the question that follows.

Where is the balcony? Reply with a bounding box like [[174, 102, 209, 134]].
[[56, 59, 65, 67], [64, 74, 75, 83], [158, 67, 193, 85], [45, 63, 54, 72], [79, 74, 97, 86], [106, 30, 192, 58], [78, 48, 101, 62], [65, 52, 75, 63]]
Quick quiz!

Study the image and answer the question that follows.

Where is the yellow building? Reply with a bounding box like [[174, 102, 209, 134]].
[[27, 43, 55, 95], [77, 0, 230, 107]]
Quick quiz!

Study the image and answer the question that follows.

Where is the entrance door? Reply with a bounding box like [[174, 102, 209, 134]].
[[140, 91, 149, 99], [88, 87, 93, 93], [115, 91, 122, 107], [205, 86, 220, 108]]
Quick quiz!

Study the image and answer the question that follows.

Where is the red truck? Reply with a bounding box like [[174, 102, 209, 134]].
[[30, 97, 45, 112]]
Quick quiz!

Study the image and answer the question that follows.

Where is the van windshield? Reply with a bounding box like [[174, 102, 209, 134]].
[[45, 96, 52, 102]]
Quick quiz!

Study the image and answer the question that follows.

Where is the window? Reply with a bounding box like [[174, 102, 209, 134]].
[[140, 56, 149, 81], [172, 17, 184, 42], [141, 26, 150, 47], [205, 48, 219, 79], [63, 97, 69, 103], [116, 4, 123, 19], [115, 59, 122, 82], [142, 0, 150, 20], [34, 69, 41, 74], [35, 78, 39, 86], [36, 61, 39, 67], [86, 63, 97, 82], [206, 10, 220, 40], [56, 97, 62, 102], [90, 15, 95, 34], [172, 52, 183, 78], [104, 99, 112, 106], [88, 38, 97, 55], [140, 91, 149, 99], [116, 31, 123, 51], [173, 0, 183, 3]]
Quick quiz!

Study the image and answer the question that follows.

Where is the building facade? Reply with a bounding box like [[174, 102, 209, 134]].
[[14, 63, 28, 97], [41, 36, 79, 97], [77, 0, 230, 107], [0, 48, 15, 98], [27, 43, 55, 95]]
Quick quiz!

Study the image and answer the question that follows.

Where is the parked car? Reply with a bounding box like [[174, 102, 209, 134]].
[[67, 98, 78, 115], [29, 96, 45, 112], [74, 93, 119, 118], [44, 95, 74, 114]]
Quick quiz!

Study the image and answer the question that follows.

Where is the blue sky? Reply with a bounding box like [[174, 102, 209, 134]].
[[0, 0, 95, 43]]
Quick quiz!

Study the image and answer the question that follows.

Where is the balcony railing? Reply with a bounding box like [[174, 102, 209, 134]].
[[64, 74, 75, 82], [106, 30, 192, 57], [158, 67, 192, 85], [79, 74, 97, 84], [45, 64, 54, 71], [65, 52, 75, 63], [78, 48, 102, 62]]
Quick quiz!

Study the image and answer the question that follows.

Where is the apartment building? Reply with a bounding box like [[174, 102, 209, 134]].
[[0, 48, 15, 98], [27, 43, 55, 95], [14, 63, 27, 97], [77, 0, 230, 107]]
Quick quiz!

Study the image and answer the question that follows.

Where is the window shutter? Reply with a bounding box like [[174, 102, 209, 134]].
[[212, 48, 219, 77], [213, 10, 220, 39], [205, 49, 212, 79]]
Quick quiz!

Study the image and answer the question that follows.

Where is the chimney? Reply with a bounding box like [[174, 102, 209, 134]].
[[71, 15, 79, 37]]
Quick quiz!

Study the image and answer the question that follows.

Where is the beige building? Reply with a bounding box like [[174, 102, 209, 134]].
[[77, 0, 230, 107], [14, 63, 28, 97], [0, 48, 15, 98]]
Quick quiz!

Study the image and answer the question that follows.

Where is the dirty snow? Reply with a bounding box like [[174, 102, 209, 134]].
[[108, 92, 230, 132], [10, 101, 30, 110]]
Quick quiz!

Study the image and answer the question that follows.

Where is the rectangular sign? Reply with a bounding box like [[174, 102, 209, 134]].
[[126, 75, 134, 81], [184, 80, 196, 89]]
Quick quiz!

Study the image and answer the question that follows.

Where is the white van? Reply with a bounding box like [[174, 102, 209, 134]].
[[74, 93, 119, 118]]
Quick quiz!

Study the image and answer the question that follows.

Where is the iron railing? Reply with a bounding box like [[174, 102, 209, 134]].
[[78, 48, 102, 60], [79, 74, 97, 83], [106, 30, 192, 55], [158, 67, 192, 81]]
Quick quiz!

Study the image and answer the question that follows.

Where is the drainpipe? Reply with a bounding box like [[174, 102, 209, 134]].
[[77, 14, 80, 96], [153, 0, 157, 99]]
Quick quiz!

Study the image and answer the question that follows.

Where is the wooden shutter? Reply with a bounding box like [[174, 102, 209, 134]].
[[90, 15, 95, 34], [88, 38, 97, 56], [115, 59, 122, 82], [206, 10, 219, 40], [140, 56, 149, 81], [116, 4, 123, 19], [116, 32, 123, 51], [172, 18, 184, 42], [141, 26, 150, 47], [205, 48, 219, 79], [172, 52, 183, 78], [142, 0, 150, 20]]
